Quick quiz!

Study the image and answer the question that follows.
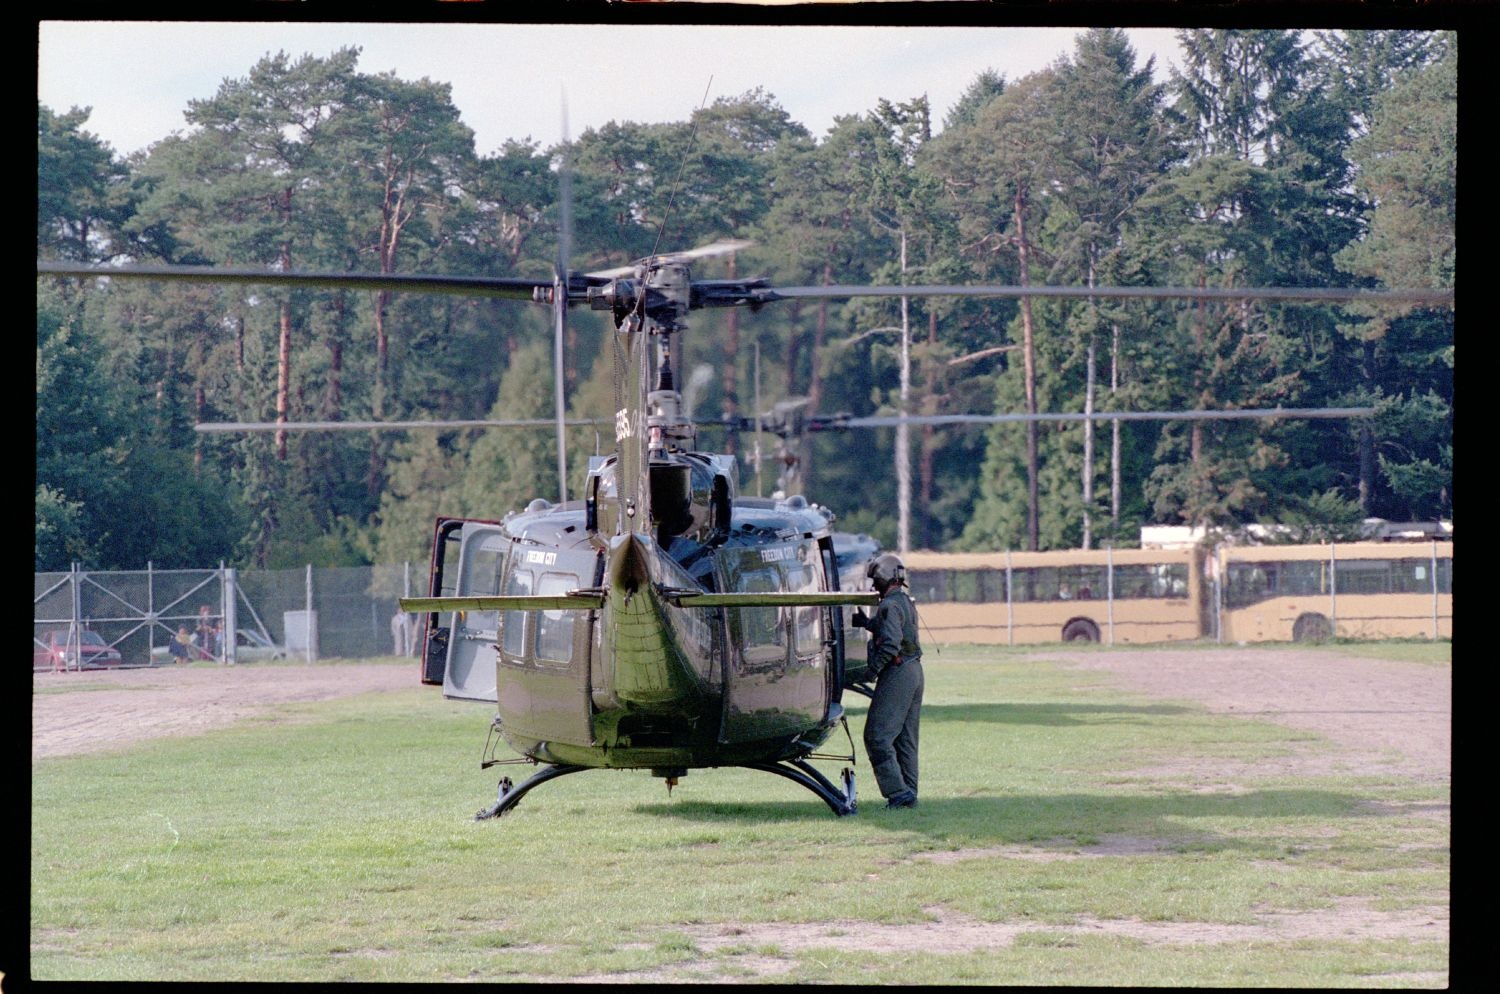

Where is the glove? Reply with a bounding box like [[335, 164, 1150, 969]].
[[851, 608, 869, 630]]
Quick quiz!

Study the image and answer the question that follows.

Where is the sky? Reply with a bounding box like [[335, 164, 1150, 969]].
[[38, 20, 1192, 159]]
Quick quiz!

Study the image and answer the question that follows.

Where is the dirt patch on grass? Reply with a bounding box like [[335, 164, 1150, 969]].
[[1052, 647, 1451, 782], [676, 898, 1447, 952], [31, 661, 418, 759], [547, 898, 1449, 984]]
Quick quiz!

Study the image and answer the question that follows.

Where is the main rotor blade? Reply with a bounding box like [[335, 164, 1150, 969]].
[[825, 407, 1377, 428], [217, 405, 1374, 436], [756, 284, 1454, 306], [195, 418, 609, 434], [586, 238, 754, 279], [697, 406, 1376, 437], [38, 261, 548, 300]]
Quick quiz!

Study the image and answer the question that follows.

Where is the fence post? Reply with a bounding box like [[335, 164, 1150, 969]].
[[305, 564, 317, 664], [1105, 543, 1115, 646], [1004, 550, 1014, 647], [147, 560, 156, 662], [1329, 543, 1338, 637], [224, 562, 239, 665], [1430, 541, 1439, 640], [1212, 546, 1223, 644], [70, 563, 82, 672]]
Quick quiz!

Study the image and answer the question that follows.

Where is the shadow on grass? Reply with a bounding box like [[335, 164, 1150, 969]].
[[913, 701, 1196, 726], [641, 786, 1380, 849]]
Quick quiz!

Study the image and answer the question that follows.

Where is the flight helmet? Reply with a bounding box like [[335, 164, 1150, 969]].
[[866, 553, 907, 590]]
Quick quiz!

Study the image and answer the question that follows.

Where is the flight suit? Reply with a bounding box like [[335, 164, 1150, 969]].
[[857, 586, 924, 806]]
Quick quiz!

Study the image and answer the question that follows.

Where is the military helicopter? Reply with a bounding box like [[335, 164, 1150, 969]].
[[37, 141, 1453, 820]]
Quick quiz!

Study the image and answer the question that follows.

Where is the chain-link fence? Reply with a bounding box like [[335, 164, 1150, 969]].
[[34, 563, 424, 671]]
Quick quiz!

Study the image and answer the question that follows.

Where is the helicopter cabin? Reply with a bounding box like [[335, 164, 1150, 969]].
[[415, 451, 862, 764]]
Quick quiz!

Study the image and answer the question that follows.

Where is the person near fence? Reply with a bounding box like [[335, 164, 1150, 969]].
[[194, 605, 218, 658], [391, 607, 413, 657], [169, 626, 192, 664]]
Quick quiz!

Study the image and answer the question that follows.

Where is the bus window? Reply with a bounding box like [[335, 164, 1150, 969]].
[[950, 569, 981, 602], [1335, 557, 1448, 596], [1012, 567, 1051, 602], [908, 569, 948, 603], [1336, 559, 1392, 595], [501, 568, 533, 658], [1014, 566, 1106, 602], [1436, 557, 1453, 594], [1113, 563, 1188, 599], [1066, 565, 1106, 599], [1226, 559, 1325, 607]]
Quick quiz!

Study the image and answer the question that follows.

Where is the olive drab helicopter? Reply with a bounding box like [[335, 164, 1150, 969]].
[[36, 125, 1454, 819]]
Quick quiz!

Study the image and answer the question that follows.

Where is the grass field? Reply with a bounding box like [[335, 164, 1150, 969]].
[[29, 645, 1449, 984]]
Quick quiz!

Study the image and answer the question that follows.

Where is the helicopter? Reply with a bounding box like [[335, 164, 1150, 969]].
[[37, 156, 1453, 821]]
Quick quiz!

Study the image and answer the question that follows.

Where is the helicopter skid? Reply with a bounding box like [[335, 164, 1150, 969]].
[[744, 759, 858, 817], [474, 759, 857, 817], [475, 764, 591, 819]]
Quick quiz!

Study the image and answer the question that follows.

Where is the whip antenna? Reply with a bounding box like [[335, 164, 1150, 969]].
[[648, 77, 715, 259], [554, 91, 574, 503]]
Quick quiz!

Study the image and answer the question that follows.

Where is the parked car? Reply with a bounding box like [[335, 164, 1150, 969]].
[[149, 628, 288, 664], [34, 630, 124, 671]]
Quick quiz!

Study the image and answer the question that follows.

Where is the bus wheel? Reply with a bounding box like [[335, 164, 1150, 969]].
[[1292, 612, 1333, 642], [1062, 619, 1100, 643]]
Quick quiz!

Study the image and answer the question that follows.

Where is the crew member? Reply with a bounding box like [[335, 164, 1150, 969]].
[[851, 553, 924, 809]]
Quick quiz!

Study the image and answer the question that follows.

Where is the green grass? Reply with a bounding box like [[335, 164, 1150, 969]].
[[30, 646, 1449, 984]]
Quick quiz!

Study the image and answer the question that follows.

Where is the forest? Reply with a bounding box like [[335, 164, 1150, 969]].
[[36, 28, 1454, 572]]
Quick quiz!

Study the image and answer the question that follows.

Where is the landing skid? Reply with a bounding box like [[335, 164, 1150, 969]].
[[475, 763, 590, 819], [743, 758, 858, 817], [474, 759, 858, 818]]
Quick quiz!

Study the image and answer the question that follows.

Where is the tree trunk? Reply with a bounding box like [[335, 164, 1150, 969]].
[[722, 254, 740, 458], [373, 289, 390, 420], [1083, 337, 1096, 550], [327, 293, 345, 419], [918, 308, 939, 550], [276, 297, 292, 461], [897, 229, 912, 555], [1110, 323, 1122, 527], [1358, 339, 1376, 514], [1015, 188, 1039, 551], [194, 384, 206, 472], [275, 191, 294, 461], [1082, 256, 1097, 550]]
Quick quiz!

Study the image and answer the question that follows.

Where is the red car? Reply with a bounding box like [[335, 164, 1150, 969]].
[[33, 630, 124, 671]]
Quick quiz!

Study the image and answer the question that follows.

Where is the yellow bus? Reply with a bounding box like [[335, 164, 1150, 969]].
[[1215, 540, 1453, 643], [901, 547, 1204, 646]]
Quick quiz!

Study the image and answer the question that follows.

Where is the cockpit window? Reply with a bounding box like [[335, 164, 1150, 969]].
[[501, 568, 533, 657], [785, 562, 822, 652], [534, 572, 577, 664], [460, 543, 504, 636]]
